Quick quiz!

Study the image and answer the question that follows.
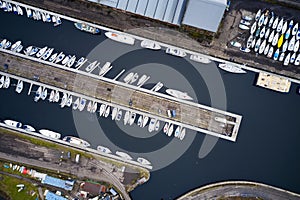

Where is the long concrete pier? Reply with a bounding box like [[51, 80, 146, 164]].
[[0, 48, 242, 141]]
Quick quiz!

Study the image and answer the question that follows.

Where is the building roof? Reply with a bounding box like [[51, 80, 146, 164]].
[[182, 0, 227, 32], [45, 191, 68, 200], [94, 0, 187, 25], [81, 182, 107, 195], [42, 175, 74, 191]]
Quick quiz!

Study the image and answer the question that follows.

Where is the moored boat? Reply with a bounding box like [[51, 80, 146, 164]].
[[116, 109, 122, 121], [34, 86, 42, 102], [148, 118, 156, 133], [73, 97, 80, 110], [3, 76, 10, 88], [163, 122, 169, 134], [99, 62, 111, 76], [179, 128, 186, 140], [15, 80, 23, 94], [218, 63, 246, 74], [129, 73, 139, 84], [167, 124, 174, 136], [78, 98, 86, 111], [166, 89, 193, 100], [22, 124, 35, 132], [39, 129, 61, 139], [129, 112, 136, 126], [141, 40, 161, 50], [74, 22, 100, 34], [190, 54, 211, 63], [48, 90, 55, 102], [174, 126, 181, 138], [111, 107, 118, 120], [41, 88, 48, 100], [116, 151, 132, 160], [166, 47, 186, 57], [0, 76, 4, 88], [123, 110, 130, 125], [99, 104, 107, 116], [66, 95, 72, 107], [97, 145, 112, 154], [63, 136, 90, 148], [36, 46, 48, 58], [4, 119, 22, 128], [137, 74, 148, 86], [137, 115, 143, 127], [105, 32, 135, 45], [137, 157, 151, 165], [123, 72, 134, 84]]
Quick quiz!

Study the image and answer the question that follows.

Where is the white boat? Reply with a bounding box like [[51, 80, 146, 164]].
[[174, 126, 181, 138], [36, 46, 47, 58], [53, 90, 60, 102], [264, 28, 270, 39], [78, 98, 86, 111], [111, 107, 118, 120], [292, 23, 298, 35], [73, 97, 80, 110], [282, 40, 288, 53], [54, 52, 65, 63], [15, 80, 23, 94], [258, 39, 266, 54], [273, 48, 279, 61], [217, 63, 246, 74], [254, 38, 261, 52], [276, 18, 284, 33], [268, 15, 274, 27], [255, 9, 261, 21], [165, 47, 186, 57], [153, 82, 163, 92], [163, 122, 169, 134], [91, 102, 97, 113], [63, 136, 90, 148], [281, 21, 288, 34], [230, 41, 241, 48], [0, 76, 4, 88], [294, 40, 299, 52], [288, 36, 295, 51], [85, 61, 97, 72], [129, 73, 139, 84], [285, 28, 291, 40], [240, 19, 251, 26], [123, 72, 134, 83], [97, 145, 112, 154], [45, 13, 51, 22], [105, 32, 135, 45], [246, 35, 254, 48], [62, 55, 71, 66], [48, 53, 58, 62], [26, 8, 32, 18], [271, 32, 279, 46], [48, 90, 55, 102], [16, 44, 23, 53], [283, 53, 291, 66], [294, 54, 300, 66], [250, 22, 257, 35], [104, 105, 110, 118], [23, 46, 32, 55], [279, 52, 285, 62], [52, 15, 56, 23], [272, 17, 279, 29], [137, 157, 151, 165], [268, 30, 275, 43], [116, 109, 122, 121], [11, 41, 21, 51], [4, 40, 11, 49], [124, 110, 130, 125], [142, 116, 149, 128], [16, 5, 23, 15], [34, 86, 42, 102], [41, 48, 54, 60], [99, 104, 107, 116], [154, 120, 160, 131], [54, 16, 62, 26], [242, 15, 252, 21], [166, 89, 193, 100], [0, 39, 7, 48], [141, 40, 161, 50], [297, 30, 300, 40], [66, 95, 72, 107], [74, 22, 100, 34], [60, 93, 68, 108], [4, 119, 22, 128], [99, 62, 111, 76], [129, 112, 136, 125], [259, 26, 265, 38], [137, 115, 143, 127], [257, 15, 264, 27], [148, 118, 156, 133], [75, 57, 87, 68], [116, 151, 133, 160], [190, 54, 211, 63], [167, 124, 174, 137], [67, 55, 76, 67], [39, 129, 61, 139], [263, 15, 268, 26], [289, 20, 294, 28], [22, 124, 35, 132], [3, 76, 10, 88], [240, 47, 250, 53], [263, 44, 270, 56], [137, 74, 148, 86], [29, 47, 38, 56], [238, 24, 249, 30], [179, 128, 186, 140], [87, 100, 92, 112], [290, 52, 296, 63]]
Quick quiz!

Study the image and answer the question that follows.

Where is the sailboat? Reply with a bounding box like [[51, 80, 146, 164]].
[[15, 80, 23, 93]]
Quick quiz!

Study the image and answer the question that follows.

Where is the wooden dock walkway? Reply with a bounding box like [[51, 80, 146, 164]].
[[0, 49, 242, 142]]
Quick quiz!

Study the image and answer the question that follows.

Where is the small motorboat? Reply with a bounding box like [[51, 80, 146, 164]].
[[22, 124, 35, 132], [73, 97, 80, 110], [15, 80, 23, 94], [97, 145, 112, 154], [4, 119, 22, 128]]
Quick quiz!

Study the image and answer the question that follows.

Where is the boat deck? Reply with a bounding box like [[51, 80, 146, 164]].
[[256, 72, 291, 93], [0, 50, 242, 142]]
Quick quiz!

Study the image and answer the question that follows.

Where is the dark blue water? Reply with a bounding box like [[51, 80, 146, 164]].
[[0, 10, 300, 200]]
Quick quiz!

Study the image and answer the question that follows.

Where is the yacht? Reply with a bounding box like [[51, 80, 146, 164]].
[[3, 76, 10, 88], [41, 48, 54, 60], [137, 157, 151, 165], [11, 41, 21, 52], [166, 88, 193, 100], [218, 63, 246, 74], [142, 116, 149, 128], [36, 46, 48, 58], [105, 32, 135, 45], [60, 93, 68, 108], [48, 90, 55, 102], [137, 115, 143, 127], [48, 53, 58, 62], [140, 40, 161, 50], [34, 86, 42, 102], [124, 110, 130, 125], [99, 62, 111, 76], [123, 72, 134, 83], [29, 47, 38, 56], [0, 76, 4, 88], [165, 47, 186, 57], [66, 95, 72, 107], [179, 128, 186, 140], [152, 82, 163, 92], [74, 22, 100, 34], [73, 97, 80, 110], [15, 80, 23, 94], [39, 129, 61, 139], [54, 52, 65, 63], [116, 151, 133, 160], [67, 55, 76, 68], [116, 109, 122, 121], [78, 98, 86, 111], [111, 107, 118, 120], [99, 104, 107, 116], [97, 145, 112, 154], [63, 136, 90, 148], [104, 105, 110, 118], [190, 54, 211, 63], [129, 112, 136, 125], [4, 119, 22, 128], [53, 90, 60, 102], [75, 57, 87, 68], [40, 88, 48, 100], [22, 124, 35, 132], [148, 118, 156, 133], [167, 124, 174, 136], [62, 55, 71, 66]]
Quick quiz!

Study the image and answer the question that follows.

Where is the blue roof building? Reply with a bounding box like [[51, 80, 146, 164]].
[[45, 191, 68, 200], [41, 175, 74, 191]]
